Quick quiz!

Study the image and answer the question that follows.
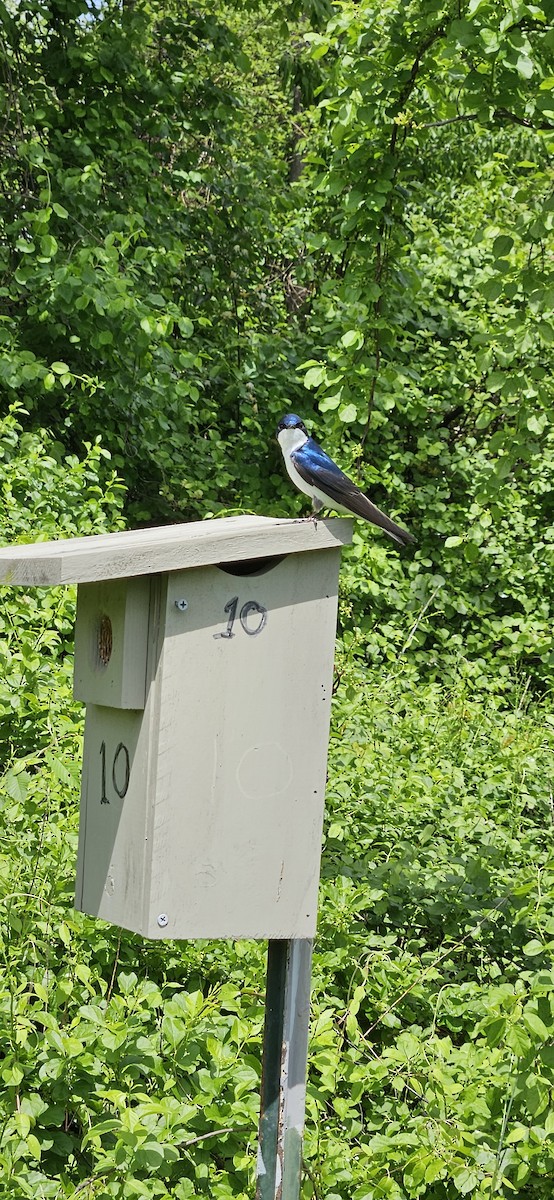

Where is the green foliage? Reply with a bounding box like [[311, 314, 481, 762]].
[[310, 666, 554, 1198], [1, 1, 554, 1198], [0, 0, 303, 522], [293, 0, 554, 685], [2, 0, 553, 687], [0, 641, 553, 1197], [0, 403, 124, 757]]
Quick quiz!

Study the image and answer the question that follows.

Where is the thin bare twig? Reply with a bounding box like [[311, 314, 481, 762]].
[[106, 933, 122, 1003], [183, 1126, 243, 1148], [398, 585, 441, 658]]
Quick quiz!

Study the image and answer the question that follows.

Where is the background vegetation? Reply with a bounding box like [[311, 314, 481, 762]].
[[0, 0, 553, 1196]]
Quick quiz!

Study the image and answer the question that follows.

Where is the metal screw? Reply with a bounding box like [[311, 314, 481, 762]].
[[174, 599, 188, 612], [157, 913, 169, 928]]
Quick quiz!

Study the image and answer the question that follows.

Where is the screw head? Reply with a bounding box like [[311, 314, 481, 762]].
[[157, 913, 169, 928], [174, 599, 188, 612]]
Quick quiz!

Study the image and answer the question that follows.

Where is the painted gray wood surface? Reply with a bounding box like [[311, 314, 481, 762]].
[[0, 515, 352, 584], [75, 547, 344, 939], [73, 577, 151, 709]]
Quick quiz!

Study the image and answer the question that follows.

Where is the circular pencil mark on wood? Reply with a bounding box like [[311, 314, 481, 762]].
[[237, 743, 293, 799], [97, 614, 113, 666]]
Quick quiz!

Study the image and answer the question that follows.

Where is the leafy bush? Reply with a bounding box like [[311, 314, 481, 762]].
[[0, 0, 300, 523], [0, 404, 124, 759], [0, 2, 553, 1198], [311, 666, 554, 1199], [2, 0, 553, 688], [1, 645, 553, 1198], [294, 0, 554, 687]]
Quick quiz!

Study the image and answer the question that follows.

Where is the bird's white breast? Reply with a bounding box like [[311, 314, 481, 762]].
[[277, 426, 308, 455], [277, 427, 315, 501]]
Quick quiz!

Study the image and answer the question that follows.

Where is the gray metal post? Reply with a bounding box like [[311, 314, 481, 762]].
[[256, 938, 313, 1200]]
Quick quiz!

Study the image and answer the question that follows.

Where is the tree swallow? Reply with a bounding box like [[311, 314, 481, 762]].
[[276, 413, 414, 546]]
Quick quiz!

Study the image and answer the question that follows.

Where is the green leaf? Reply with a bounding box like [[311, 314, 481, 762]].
[[137, 1141, 166, 1168], [118, 972, 138, 994], [4, 771, 29, 802], [235, 51, 252, 73], [480, 278, 503, 302], [15, 1112, 31, 1137], [495, 456, 512, 480], [516, 54, 534, 79], [51, 362, 70, 375], [453, 1167, 480, 1195], [50, 757, 72, 786], [319, 393, 341, 412], [26, 1134, 41, 1161], [492, 235, 514, 258], [2, 1063, 24, 1086], [522, 938, 544, 956], [339, 403, 358, 423], [82, 1119, 121, 1148], [40, 234, 58, 258], [523, 1011, 550, 1040], [526, 414, 547, 435], [483, 1017, 506, 1047], [340, 329, 364, 350], [506, 1024, 532, 1056], [304, 366, 326, 389], [538, 322, 554, 345], [475, 407, 494, 429]]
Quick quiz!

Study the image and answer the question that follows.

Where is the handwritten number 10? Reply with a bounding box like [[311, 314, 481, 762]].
[[214, 596, 267, 640], [100, 741, 130, 804]]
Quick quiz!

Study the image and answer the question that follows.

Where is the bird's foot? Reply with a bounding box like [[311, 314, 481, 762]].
[[293, 513, 320, 526]]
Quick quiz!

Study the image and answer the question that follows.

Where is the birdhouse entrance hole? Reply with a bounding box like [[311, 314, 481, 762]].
[[216, 554, 285, 576]]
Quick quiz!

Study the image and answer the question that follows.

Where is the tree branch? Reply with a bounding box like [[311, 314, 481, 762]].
[[494, 106, 554, 131], [419, 108, 553, 133], [390, 21, 448, 153], [419, 112, 479, 129]]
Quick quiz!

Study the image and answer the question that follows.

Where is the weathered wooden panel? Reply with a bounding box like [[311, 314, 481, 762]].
[[75, 549, 342, 938], [73, 577, 151, 709], [0, 516, 352, 584], [75, 705, 151, 926]]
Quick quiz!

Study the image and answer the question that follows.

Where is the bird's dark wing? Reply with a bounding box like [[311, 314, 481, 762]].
[[293, 438, 414, 546]]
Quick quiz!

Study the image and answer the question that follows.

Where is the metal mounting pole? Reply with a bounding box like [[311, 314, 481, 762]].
[[256, 938, 313, 1200]]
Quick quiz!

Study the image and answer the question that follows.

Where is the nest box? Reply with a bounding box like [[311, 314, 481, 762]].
[[0, 516, 352, 939]]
